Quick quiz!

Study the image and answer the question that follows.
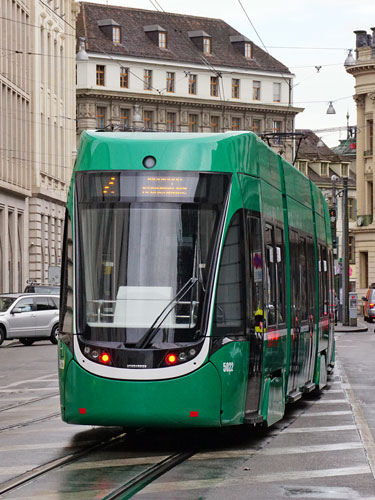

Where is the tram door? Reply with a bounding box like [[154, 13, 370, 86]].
[[244, 214, 263, 416]]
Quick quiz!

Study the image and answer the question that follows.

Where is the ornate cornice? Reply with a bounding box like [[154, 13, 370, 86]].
[[76, 89, 302, 116], [353, 94, 366, 108]]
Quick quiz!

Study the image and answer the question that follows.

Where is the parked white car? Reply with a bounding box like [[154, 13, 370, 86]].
[[0, 294, 60, 346]]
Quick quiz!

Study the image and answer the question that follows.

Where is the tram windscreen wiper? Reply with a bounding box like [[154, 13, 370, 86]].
[[135, 277, 198, 349]]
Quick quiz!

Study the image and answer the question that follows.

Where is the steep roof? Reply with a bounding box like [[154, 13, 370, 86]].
[[77, 2, 292, 74], [296, 129, 344, 162]]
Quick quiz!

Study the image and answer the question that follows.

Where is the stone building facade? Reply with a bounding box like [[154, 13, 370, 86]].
[[295, 130, 356, 296], [76, 4, 302, 163], [346, 28, 375, 296], [0, 0, 78, 292]]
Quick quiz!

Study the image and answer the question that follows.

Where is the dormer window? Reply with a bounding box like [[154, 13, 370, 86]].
[[203, 38, 211, 54], [144, 25, 167, 48], [158, 31, 167, 48], [321, 162, 328, 176], [230, 35, 252, 58], [113, 26, 120, 45], [97, 19, 121, 45], [341, 163, 349, 177], [188, 31, 212, 54]]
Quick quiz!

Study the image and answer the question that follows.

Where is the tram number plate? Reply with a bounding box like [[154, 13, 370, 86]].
[[223, 362, 234, 373]]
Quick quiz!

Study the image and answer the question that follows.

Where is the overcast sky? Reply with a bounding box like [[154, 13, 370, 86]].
[[80, 0, 374, 147]]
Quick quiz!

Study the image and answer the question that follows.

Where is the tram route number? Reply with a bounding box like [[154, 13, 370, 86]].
[[223, 362, 234, 373]]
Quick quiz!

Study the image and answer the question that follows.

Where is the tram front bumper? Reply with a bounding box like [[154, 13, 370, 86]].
[[62, 359, 222, 428]]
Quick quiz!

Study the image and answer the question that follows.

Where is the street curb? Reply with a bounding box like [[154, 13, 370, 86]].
[[335, 324, 369, 333]]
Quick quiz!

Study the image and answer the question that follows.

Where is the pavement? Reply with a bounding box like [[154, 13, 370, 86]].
[[335, 318, 369, 333]]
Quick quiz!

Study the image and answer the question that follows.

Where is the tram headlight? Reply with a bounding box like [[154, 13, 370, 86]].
[[178, 352, 187, 361], [91, 350, 99, 359], [142, 155, 157, 169]]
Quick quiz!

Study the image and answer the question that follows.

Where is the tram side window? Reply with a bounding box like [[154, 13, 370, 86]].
[[299, 236, 308, 321], [275, 227, 286, 324], [60, 212, 73, 336], [213, 212, 245, 336], [289, 230, 300, 319], [307, 236, 316, 317], [321, 245, 329, 316], [264, 224, 277, 326], [248, 215, 263, 315]]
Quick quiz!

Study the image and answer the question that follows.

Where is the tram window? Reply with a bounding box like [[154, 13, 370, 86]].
[[60, 212, 73, 335], [275, 227, 285, 324], [289, 230, 300, 318], [213, 212, 245, 336], [307, 236, 316, 316], [321, 245, 329, 316], [264, 224, 276, 326], [299, 236, 308, 321], [248, 215, 262, 314]]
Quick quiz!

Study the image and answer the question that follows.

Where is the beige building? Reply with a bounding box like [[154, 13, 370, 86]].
[[76, 3, 302, 163], [0, 0, 78, 292], [346, 28, 375, 296]]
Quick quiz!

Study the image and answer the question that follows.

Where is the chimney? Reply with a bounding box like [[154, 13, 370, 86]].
[[354, 30, 368, 48]]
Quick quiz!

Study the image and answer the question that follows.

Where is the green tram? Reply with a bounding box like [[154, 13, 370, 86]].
[[58, 131, 335, 428]]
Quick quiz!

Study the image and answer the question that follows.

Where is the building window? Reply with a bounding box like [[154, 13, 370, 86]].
[[210, 76, 218, 97], [113, 26, 121, 44], [297, 161, 308, 176], [189, 74, 197, 95], [189, 114, 198, 132], [272, 120, 282, 134], [253, 80, 261, 100], [166, 72, 175, 92], [244, 42, 251, 58], [348, 198, 356, 221], [144, 69, 152, 90], [341, 164, 349, 177], [232, 79, 240, 99], [120, 67, 129, 88], [96, 65, 105, 86], [96, 106, 106, 129], [203, 37, 211, 54], [321, 162, 328, 176], [211, 116, 219, 132], [367, 120, 373, 152], [144, 110, 153, 130], [120, 108, 130, 129], [348, 236, 355, 264], [273, 82, 281, 102], [158, 31, 167, 48], [360, 251, 368, 289], [231, 117, 240, 131], [252, 119, 261, 134], [166, 112, 176, 132]]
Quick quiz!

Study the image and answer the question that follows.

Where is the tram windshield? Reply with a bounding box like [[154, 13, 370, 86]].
[[76, 171, 230, 347]]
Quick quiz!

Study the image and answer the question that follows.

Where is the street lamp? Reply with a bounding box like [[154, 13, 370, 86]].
[[326, 101, 336, 114], [331, 175, 349, 325]]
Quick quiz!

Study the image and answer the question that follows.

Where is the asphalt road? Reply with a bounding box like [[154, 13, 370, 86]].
[[0, 329, 374, 500]]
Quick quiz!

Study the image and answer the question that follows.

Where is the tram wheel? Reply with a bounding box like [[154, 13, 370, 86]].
[[19, 338, 35, 346]]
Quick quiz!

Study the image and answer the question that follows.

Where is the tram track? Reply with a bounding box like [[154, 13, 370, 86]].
[[102, 450, 195, 500], [0, 411, 61, 433], [0, 392, 59, 413], [0, 429, 129, 497]]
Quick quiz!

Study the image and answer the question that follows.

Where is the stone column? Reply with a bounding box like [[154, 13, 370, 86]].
[[370, 92, 375, 223], [354, 94, 366, 215], [180, 109, 189, 133]]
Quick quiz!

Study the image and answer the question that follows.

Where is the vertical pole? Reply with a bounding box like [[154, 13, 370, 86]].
[[342, 177, 349, 325]]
